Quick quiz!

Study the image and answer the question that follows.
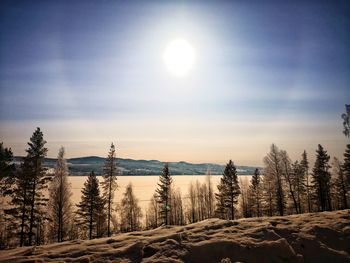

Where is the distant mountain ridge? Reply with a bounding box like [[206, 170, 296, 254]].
[[13, 156, 259, 176]]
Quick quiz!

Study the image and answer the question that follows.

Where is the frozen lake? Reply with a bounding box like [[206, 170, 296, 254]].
[[69, 175, 252, 215]]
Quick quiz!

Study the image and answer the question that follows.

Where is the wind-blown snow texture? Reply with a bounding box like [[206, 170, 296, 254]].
[[1, 210, 349, 263]]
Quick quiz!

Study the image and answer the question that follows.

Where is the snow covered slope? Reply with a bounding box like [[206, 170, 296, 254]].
[[1, 210, 349, 263]]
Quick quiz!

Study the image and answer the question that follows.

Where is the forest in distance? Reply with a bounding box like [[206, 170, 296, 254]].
[[11, 155, 259, 176], [0, 106, 348, 249]]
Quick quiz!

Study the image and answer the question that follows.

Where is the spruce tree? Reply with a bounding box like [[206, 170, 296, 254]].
[[156, 164, 172, 225], [25, 128, 49, 246], [312, 144, 332, 211], [48, 147, 72, 242], [77, 171, 105, 239], [218, 160, 240, 220], [101, 143, 118, 237]]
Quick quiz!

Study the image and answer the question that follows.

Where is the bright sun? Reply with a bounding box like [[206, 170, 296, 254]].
[[163, 39, 195, 77]]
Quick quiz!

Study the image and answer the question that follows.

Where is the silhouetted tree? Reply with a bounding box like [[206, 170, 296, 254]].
[[216, 160, 240, 220], [25, 128, 50, 246], [48, 147, 72, 242], [101, 143, 118, 237], [311, 144, 332, 211], [77, 171, 105, 239], [156, 164, 172, 225]]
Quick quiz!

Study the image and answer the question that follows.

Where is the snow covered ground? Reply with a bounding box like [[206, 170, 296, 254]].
[[1, 209, 349, 263]]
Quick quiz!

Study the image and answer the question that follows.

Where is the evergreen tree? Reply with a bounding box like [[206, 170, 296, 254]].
[[11, 128, 50, 246], [48, 147, 72, 242], [119, 183, 142, 232], [77, 171, 105, 239], [156, 164, 172, 225], [101, 143, 118, 237], [312, 144, 332, 211], [217, 160, 240, 220], [250, 168, 262, 217], [300, 150, 311, 212]]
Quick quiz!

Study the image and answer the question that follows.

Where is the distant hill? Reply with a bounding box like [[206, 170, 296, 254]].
[[13, 156, 259, 176]]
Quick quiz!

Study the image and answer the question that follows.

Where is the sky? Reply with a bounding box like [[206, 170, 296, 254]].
[[0, 0, 349, 166]]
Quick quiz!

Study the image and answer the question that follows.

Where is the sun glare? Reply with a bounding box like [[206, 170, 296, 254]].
[[163, 39, 195, 77]]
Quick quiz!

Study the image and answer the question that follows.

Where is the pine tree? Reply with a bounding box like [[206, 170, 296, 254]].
[[300, 150, 311, 212], [156, 164, 172, 225], [101, 143, 118, 237], [250, 168, 262, 217], [312, 144, 332, 211], [217, 160, 240, 220], [120, 183, 142, 232], [77, 171, 105, 239], [48, 147, 72, 242], [263, 144, 285, 216], [25, 128, 49, 246]]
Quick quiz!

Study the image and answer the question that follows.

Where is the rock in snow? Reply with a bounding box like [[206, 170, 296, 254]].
[[0, 210, 349, 263]]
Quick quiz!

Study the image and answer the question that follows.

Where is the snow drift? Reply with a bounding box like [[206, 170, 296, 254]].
[[1, 209, 349, 263]]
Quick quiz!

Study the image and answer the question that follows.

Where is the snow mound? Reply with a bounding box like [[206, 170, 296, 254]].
[[1, 210, 349, 263]]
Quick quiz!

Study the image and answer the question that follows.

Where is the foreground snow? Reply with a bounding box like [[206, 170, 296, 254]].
[[1, 210, 349, 263]]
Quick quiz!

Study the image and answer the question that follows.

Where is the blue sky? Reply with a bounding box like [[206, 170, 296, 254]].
[[0, 1, 349, 165]]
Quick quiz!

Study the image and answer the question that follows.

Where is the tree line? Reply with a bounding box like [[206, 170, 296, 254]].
[[0, 117, 349, 248]]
